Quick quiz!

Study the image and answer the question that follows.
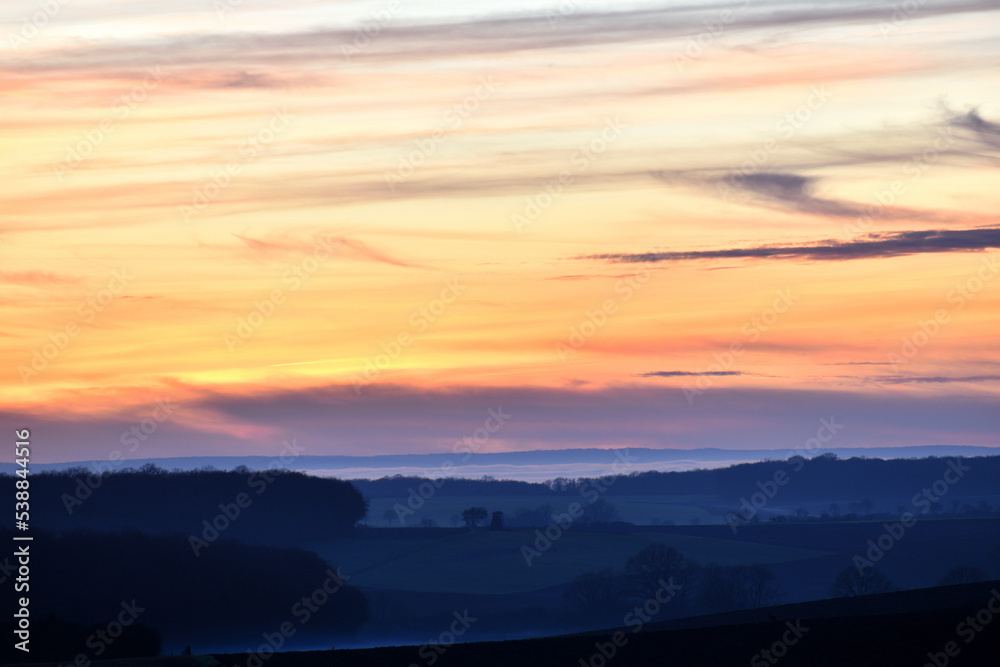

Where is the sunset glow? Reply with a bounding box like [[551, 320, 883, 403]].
[[3, 0, 999, 461]]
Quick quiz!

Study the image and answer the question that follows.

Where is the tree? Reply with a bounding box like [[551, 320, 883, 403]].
[[563, 568, 625, 611], [938, 565, 988, 586], [698, 563, 782, 612], [828, 502, 840, 517], [382, 508, 395, 526], [581, 498, 619, 525], [462, 506, 488, 528], [418, 518, 439, 528], [624, 543, 696, 601], [830, 566, 897, 597]]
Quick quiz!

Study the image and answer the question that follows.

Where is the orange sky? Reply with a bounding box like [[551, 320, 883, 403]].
[[2, 0, 999, 461]]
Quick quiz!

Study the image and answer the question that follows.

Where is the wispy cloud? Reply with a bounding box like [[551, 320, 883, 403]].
[[875, 374, 1000, 385], [638, 370, 749, 378], [586, 228, 1000, 265], [0, 270, 82, 287]]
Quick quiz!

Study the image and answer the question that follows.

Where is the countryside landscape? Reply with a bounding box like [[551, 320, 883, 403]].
[[3, 0, 1000, 664]]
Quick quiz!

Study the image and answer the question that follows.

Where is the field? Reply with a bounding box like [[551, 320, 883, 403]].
[[306, 527, 829, 594], [364, 494, 725, 528]]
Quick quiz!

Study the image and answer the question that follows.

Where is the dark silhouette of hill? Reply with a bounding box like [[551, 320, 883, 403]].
[[5, 446, 998, 478], [0, 528, 369, 661], [202, 581, 999, 666], [351, 454, 1000, 504], [0, 466, 366, 545]]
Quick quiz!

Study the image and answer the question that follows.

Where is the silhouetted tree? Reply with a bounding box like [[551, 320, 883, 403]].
[[0, 528, 370, 651], [382, 508, 395, 526], [830, 566, 897, 597], [462, 506, 488, 528], [698, 563, 782, 612], [625, 543, 697, 601], [581, 499, 619, 525], [11, 469, 367, 545], [563, 568, 625, 612]]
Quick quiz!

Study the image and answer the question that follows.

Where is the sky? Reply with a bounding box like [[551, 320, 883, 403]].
[[1, 0, 999, 464]]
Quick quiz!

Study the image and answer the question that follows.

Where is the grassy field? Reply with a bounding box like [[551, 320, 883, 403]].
[[306, 528, 830, 594], [364, 494, 725, 528]]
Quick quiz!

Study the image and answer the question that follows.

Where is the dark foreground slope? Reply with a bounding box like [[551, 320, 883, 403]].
[[205, 581, 999, 667]]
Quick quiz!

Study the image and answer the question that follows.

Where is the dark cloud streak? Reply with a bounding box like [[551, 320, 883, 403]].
[[587, 228, 1000, 265]]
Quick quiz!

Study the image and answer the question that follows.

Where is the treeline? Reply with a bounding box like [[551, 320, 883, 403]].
[[354, 455, 1000, 504], [559, 542, 994, 630], [560, 542, 783, 628], [0, 528, 369, 660], [605, 455, 1000, 502], [0, 466, 367, 544]]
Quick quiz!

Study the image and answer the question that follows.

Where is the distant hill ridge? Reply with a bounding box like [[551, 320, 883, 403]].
[[5, 445, 999, 481]]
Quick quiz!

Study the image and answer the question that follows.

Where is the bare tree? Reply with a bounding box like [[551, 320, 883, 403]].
[[625, 543, 696, 601], [699, 563, 782, 612], [830, 566, 897, 597], [563, 568, 625, 611], [581, 498, 619, 525]]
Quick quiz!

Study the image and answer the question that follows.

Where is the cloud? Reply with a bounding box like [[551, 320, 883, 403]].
[[0, 270, 82, 287], [9, 0, 998, 73], [586, 228, 1000, 265], [227, 232, 425, 269], [825, 362, 896, 366], [4, 381, 1000, 461], [874, 375, 1000, 385], [639, 370, 748, 378], [724, 172, 859, 217], [952, 108, 1000, 140], [653, 169, 948, 221]]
